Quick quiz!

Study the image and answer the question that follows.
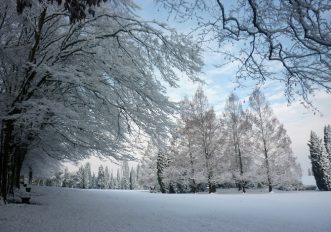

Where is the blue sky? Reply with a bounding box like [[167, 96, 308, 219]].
[[135, 0, 331, 175]]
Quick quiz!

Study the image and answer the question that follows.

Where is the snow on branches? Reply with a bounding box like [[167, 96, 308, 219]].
[[0, 0, 202, 201]]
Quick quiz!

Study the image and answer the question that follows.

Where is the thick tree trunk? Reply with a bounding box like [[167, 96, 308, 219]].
[[0, 119, 15, 202], [0, 8, 48, 203], [156, 153, 166, 193], [12, 146, 27, 189], [157, 171, 166, 193]]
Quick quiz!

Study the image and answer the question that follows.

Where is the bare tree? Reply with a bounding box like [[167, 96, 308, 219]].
[[138, 141, 158, 191], [249, 89, 301, 192], [190, 87, 220, 193], [158, 0, 331, 104], [223, 93, 251, 193], [178, 97, 201, 192]]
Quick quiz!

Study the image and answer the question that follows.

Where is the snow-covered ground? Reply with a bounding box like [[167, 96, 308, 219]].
[[1, 187, 330, 232]]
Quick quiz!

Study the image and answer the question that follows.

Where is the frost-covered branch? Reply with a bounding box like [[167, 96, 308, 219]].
[[158, 0, 331, 104]]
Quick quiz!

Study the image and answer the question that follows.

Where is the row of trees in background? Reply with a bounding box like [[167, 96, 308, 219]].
[[308, 125, 331, 191], [2, 0, 329, 202], [34, 161, 143, 190], [139, 88, 302, 193]]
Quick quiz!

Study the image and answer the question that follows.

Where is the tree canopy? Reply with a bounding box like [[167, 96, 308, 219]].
[[0, 0, 202, 201]]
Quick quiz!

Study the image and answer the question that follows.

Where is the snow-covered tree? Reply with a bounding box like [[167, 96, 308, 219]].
[[116, 169, 121, 190], [222, 93, 252, 193], [91, 173, 97, 189], [104, 166, 110, 189], [121, 161, 130, 190], [138, 141, 158, 191], [160, 98, 200, 193], [97, 165, 106, 189], [109, 171, 115, 189], [156, 152, 168, 193], [324, 125, 331, 162], [84, 163, 92, 189], [308, 131, 331, 191], [249, 89, 302, 191], [178, 97, 201, 192], [189, 88, 220, 193], [136, 164, 141, 189], [161, 89, 223, 193], [162, 133, 199, 193], [16, 0, 110, 23], [62, 168, 70, 188], [129, 167, 135, 190], [0, 0, 202, 201], [77, 165, 87, 189]]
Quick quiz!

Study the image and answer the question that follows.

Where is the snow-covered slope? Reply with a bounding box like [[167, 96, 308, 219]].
[[1, 187, 330, 232]]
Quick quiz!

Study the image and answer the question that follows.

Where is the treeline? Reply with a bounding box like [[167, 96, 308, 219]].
[[34, 161, 142, 190], [139, 88, 302, 193]]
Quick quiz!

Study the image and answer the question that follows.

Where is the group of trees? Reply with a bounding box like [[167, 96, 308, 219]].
[[308, 125, 331, 191], [0, 0, 202, 202], [1, 0, 330, 202], [140, 88, 302, 193], [34, 161, 143, 190]]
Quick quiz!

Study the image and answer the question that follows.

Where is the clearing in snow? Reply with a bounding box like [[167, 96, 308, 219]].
[[0, 186, 330, 232]]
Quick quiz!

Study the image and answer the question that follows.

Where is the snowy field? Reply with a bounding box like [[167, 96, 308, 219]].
[[1, 187, 331, 232]]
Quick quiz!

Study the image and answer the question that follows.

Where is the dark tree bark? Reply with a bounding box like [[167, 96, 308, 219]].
[[263, 142, 272, 192], [16, 0, 106, 23], [237, 147, 246, 193], [0, 119, 15, 202], [156, 152, 166, 193], [129, 170, 133, 190], [188, 142, 196, 193], [0, 7, 47, 202]]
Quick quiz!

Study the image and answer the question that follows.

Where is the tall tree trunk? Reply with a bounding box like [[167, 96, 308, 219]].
[[129, 171, 133, 190], [156, 153, 166, 193], [0, 8, 48, 203], [0, 119, 15, 202], [205, 153, 215, 193], [263, 139, 272, 192], [156, 170, 166, 193], [188, 141, 196, 193], [12, 146, 27, 189], [238, 147, 246, 193]]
